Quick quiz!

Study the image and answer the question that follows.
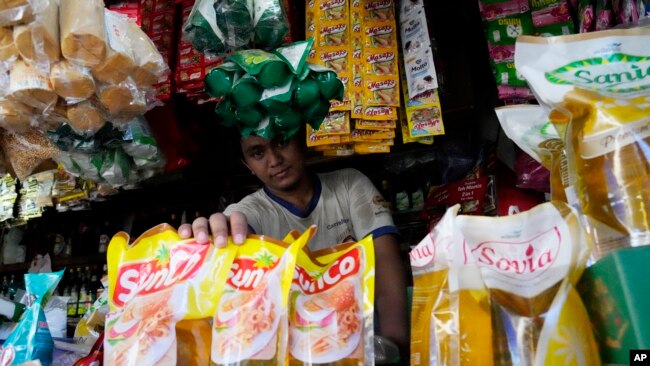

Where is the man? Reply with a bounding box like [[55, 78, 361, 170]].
[[179, 132, 409, 356]]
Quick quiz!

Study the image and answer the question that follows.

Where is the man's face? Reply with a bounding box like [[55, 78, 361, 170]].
[[241, 135, 307, 192]]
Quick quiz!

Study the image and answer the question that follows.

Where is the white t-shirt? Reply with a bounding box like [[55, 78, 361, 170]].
[[224, 168, 398, 250]]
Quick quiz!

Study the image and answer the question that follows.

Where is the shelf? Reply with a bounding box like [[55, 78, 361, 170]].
[[0, 255, 106, 274]]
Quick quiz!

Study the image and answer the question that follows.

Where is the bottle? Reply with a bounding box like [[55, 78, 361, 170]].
[[0, 276, 7, 299], [98, 221, 110, 254]]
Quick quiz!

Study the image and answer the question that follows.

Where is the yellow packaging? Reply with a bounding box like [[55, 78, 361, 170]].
[[353, 142, 390, 154], [351, 128, 395, 141], [361, 0, 395, 21], [212, 231, 310, 365], [364, 48, 398, 76], [312, 111, 350, 135], [307, 126, 342, 146], [314, 143, 352, 151], [105, 224, 236, 365], [400, 114, 434, 145], [355, 119, 396, 130], [339, 134, 351, 143], [404, 86, 445, 138], [318, 20, 349, 47], [363, 105, 397, 121], [363, 21, 397, 49], [318, 46, 349, 75], [330, 74, 351, 111], [318, 0, 348, 21], [364, 76, 399, 107], [289, 234, 376, 365], [350, 86, 364, 119], [409, 206, 456, 366]]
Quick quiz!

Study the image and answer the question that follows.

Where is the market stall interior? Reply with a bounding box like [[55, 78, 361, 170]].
[[0, 0, 647, 364]]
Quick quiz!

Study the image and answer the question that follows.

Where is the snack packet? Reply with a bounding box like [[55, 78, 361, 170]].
[[457, 201, 599, 366], [516, 28, 650, 255], [364, 77, 399, 107], [319, 20, 349, 47], [105, 224, 236, 366], [214, 0, 254, 50], [0, 270, 64, 366], [253, 0, 290, 50], [353, 142, 390, 154], [74, 277, 108, 353], [362, 0, 394, 21], [211, 231, 309, 365], [355, 119, 395, 130], [289, 228, 376, 365]]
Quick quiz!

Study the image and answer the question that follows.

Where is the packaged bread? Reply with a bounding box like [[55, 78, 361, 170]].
[[0, 97, 34, 132], [97, 78, 136, 115], [43, 98, 67, 130], [0, 26, 17, 62], [50, 61, 94, 101], [125, 19, 167, 87], [9, 59, 57, 112], [91, 10, 136, 84], [12, 0, 59, 66], [66, 98, 105, 136], [60, 0, 107, 66], [0, 0, 32, 27]]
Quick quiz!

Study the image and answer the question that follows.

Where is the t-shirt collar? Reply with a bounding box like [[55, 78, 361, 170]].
[[263, 173, 322, 219]]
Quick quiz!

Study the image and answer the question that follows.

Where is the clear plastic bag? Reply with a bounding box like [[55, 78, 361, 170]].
[[253, 0, 289, 49], [13, 0, 59, 71], [0, 0, 33, 27], [50, 61, 95, 103], [214, 0, 254, 50], [0, 127, 59, 180]]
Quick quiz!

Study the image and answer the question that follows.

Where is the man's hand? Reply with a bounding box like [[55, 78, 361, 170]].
[[178, 211, 249, 247]]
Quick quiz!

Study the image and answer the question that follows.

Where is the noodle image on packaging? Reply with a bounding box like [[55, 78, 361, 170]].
[[289, 229, 375, 365], [211, 229, 310, 365], [105, 224, 236, 366]]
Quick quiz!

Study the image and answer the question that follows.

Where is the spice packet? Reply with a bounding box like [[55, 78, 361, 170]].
[[228, 50, 291, 88], [404, 89, 444, 138], [105, 224, 236, 365], [311, 111, 351, 135], [364, 77, 399, 106], [323, 148, 355, 156], [351, 128, 395, 141], [515, 28, 650, 255], [362, 105, 397, 121], [0, 270, 64, 366], [494, 61, 528, 87], [319, 0, 349, 21], [363, 21, 397, 50], [355, 119, 395, 130], [307, 126, 342, 146], [290, 229, 375, 364], [353, 142, 390, 154], [458, 201, 599, 366], [212, 231, 308, 365], [319, 20, 349, 47], [400, 116, 434, 145], [485, 12, 534, 45], [364, 48, 398, 76], [479, 0, 530, 21], [318, 46, 349, 75], [362, 0, 394, 21]]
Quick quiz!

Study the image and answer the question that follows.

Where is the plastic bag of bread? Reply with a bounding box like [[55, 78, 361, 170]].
[[42, 98, 67, 130], [13, 0, 59, 68], [124, 19, 167, 87], [0, 0, 33, 27], [66, 98, 106, 136], [50, 60, 94, 102], [9, 59, 57, 112], [0, 26, 17, 63], [0, 127, 59, 180], [60, 0, 106, 66], [0, 97, 37, 132], [92, 9, 136, 84]]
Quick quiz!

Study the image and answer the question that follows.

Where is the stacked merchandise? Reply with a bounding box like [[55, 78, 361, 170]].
[[398, 0, 443, 146], [577, 0, 648, 32], [306, 0, 404, 156], [478, 0, 537, 102], [0, 0, 169, 203], [109, 0, 176, 101]]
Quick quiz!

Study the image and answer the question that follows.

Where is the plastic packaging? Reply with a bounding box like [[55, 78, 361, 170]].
[[66, 99, 106, 136], [0, 97, 36, 132], [60, 0, 107, 66], [0, 127, 59, 181], [12, 0, 59, 68], [125, 19, 168, 88], [214, 0, 254, 50], [0, 0, 33, 27], [50, 61, 95, 102], [182, 0, 227, 55], [458, 202, 600, 365], [105, 224, 237, 366], [121, 118, 165, 169], [516, 28, 650, 255], [9, 59, 57, 113], [253, 0, 289, 49], [289, 229, 375, 365], [0, 26, 18, 63], [92, 10, 137, 84], [0, 270, 64, 366]]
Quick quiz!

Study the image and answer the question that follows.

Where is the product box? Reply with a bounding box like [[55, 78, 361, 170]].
[[577, 246, 650, 365]]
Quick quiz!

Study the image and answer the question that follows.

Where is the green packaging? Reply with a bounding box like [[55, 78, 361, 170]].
[[231, 75, 263, 108], [214, 98, 238, 127], [494, 61, 528, 87], [204, 62, 242, 98], [293, 78, 320, 109], [577, 246, 650, 365], [254, 0, 290, 49], [214, 0, 254, 49], [183, 0, 227, 54], [228, 49, 290, 88], [273, 38, 314, 76], [273, 108, 302, 131], [260, 77, 295, 116], [485, 12, 534, 45], [236, 104, 265, 127], [304, 97, 331, 130]]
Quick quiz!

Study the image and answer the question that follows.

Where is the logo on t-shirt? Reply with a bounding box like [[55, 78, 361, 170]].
[[372, 195, 391, 216], [327, 218, 350, 230]]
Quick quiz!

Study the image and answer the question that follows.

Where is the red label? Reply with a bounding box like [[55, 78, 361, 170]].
[[409, 234, 437, 267], [470, 227, 562, 277], [367, 51, 395, 63], [227, 258, 277, 290], [112, 242, 209, 307], [365, 0, 392, 11], [364, 106, 393, 117], [293, 248, 361, 294], [366, 25, 393, 36], [368, 80, 396, 90], [320, 0, 345, 10], [321, 50, 348, 62], [427, 177, 489, 208], [321, 23, 347, 35]]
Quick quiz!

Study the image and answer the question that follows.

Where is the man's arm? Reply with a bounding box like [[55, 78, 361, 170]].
[[374, 233, 409, 358]]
